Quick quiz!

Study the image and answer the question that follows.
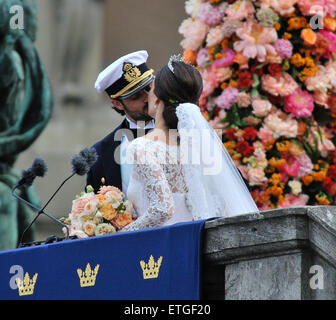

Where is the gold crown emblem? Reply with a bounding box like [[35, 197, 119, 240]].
[[123, 63, 141, 83], [77, 263, 100, 287], [16, 272, 38, 296], [140, 255, 163, 279]]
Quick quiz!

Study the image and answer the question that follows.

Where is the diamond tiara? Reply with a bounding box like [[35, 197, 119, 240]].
[[167, 54, 185, 73]]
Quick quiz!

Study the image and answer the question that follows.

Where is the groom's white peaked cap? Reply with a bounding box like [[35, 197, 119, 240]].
[[94, 50, 154, 100]]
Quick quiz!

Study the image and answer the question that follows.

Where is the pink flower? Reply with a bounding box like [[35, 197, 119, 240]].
[[259, 0, 298, 16], [216, 87, 239, 110], [198, 2, 223, 26], [317, 30, 336, 59], [179, 18, 208, 51], [225, 0, 255, 20], [296, 153, 313, 178], [234, 20, 278, 62], [247, 167, 268, 186], [297, 0, 326, 16], [326, 0, 336, 17], [284, 89, 315, 118], [257, 127, 274, 142], [199, 66, 218, 97], [206, 25, 225, 47], [237, 92, 252, 108], [196, 48, 210, 67], [278, 194, 309, 208], [213, 67, 232, 83], [281, 156, 300, 177], [263, 110, 298, 138], [274, 39, 293, 59], [261, 73, 298, 97], [212, 48, 236, 68], [252, 99, 272, 117], [72, 198, 90, 216]]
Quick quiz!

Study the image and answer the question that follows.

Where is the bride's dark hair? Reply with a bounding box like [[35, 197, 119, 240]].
[[154, 61, 203, 130]]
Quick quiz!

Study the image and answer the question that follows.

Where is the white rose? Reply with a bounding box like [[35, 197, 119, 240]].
[[95, 223, 116, 236], [83, 221, 96, 236], [288, 180, 302, 196]]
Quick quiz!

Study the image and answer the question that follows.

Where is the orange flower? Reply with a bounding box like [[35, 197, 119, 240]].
[[288, 17, 307, 30], [183, 48, 197, 64], [297, 121, 307, 136], [208, 46, 216, 61], [305, 57, 315, 67], [233, 52, 249, 68], [112, 212, 132, 230], [220, 82, 229, 90], [324, 16, 336, 32], [291, 53, 306, 68], [221, 39, 229, 49], [266, 186, 283, 197], [224, 141, 237, 150], [269, 173, 282, 186], [229, 79, 238, 88], [315, 192, 330, 205], [301, 28, 317, 46], [283, 32, 292, 40], [264, 138, 276, 151], [303, 66, 318, 77], [276, 140, 291, 154], [232, 153, 242, 160], [302, 175, 313, 186], [269, 157, 286, 169], [274, 23, 281, 31], [100, 202, 117, 221], [312, 171, 326, 182]]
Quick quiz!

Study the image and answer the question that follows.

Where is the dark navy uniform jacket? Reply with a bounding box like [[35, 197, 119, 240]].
[[86, 118, 150, 193]]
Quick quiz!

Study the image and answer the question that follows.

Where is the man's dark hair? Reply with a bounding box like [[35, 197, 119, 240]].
[[154, 62, 203, 130], [110, 98, 126, 116]]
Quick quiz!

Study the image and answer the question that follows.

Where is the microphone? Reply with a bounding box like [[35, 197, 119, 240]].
[[14, 148, 98, 248], [17, 158, 48, 188]]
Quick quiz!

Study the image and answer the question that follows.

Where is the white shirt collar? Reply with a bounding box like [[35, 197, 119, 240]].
[[125, 117, 155, 129]]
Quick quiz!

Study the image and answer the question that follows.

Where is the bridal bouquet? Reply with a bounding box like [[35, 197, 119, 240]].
[[60, 185, 134, 238], [179, 0, 336, 209]]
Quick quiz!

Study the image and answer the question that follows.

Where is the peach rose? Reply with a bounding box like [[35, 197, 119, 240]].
[[112, 212, 133, 230], [259, 0, 297, 16], [261, 73, 298, 97], [247, 167, 268, 186], [83, 222, 96, 236], [237, 92, 252, 108], [252, 99, 272, 117], [71, 198, 90, 216]]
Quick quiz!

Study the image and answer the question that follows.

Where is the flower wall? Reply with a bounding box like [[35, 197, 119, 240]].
[[179, 0, 336, 210]]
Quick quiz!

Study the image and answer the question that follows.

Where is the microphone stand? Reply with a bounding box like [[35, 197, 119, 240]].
[[12, 183, 71, 248]]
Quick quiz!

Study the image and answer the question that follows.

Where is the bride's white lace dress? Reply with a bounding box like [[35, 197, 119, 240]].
[[121, 137, 193, 232]]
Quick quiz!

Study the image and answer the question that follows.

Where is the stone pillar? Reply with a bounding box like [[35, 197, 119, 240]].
[[202, 206, 336, 300]]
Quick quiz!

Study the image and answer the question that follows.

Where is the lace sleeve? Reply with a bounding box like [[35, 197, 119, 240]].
[[121, 140, 174, 232]]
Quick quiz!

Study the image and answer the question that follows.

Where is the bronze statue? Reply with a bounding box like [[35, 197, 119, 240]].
[[0, 0, 53, 250]]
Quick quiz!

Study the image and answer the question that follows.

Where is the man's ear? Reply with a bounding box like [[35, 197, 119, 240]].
[[111, 99, 124, 111]]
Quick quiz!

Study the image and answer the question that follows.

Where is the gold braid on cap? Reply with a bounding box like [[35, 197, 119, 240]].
[[167, 54, 185, 74]]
